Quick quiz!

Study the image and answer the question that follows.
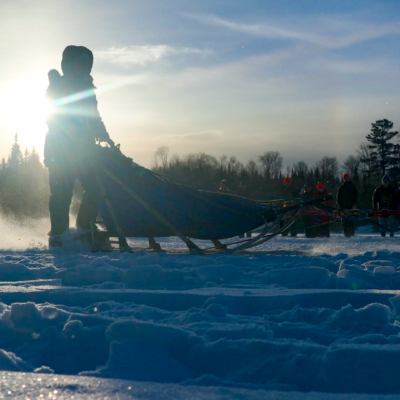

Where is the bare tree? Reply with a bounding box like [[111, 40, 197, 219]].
[[246, 160, 258, 176], [341, 155, 360, 175], [219, 155, 228, 171], [258, 151, 283, 179], [357, 142, 373, 175], [317, 156, 339, 178], [227, 156, 243, 175], [293, 161, 308, 175], [153, 146, 169, 169], [169, 154, 180, 165], [185, 153, 219, 170]]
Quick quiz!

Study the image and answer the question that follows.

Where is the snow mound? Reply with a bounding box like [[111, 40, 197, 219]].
[[260, 267, 331, 288], [84, 339, 196, 382], [2, 235, 400, 395]]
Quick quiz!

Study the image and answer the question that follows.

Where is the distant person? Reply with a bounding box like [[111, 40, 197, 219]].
[[281, 177, 300, 198], [373, 175, 397, 237], [238, 181, 246, 194], [395, 180, 400, 229], [300, 182, 313, 200], [300, 183, 315, 237], [337, 173, 358, 237], [311, 182, 332, 238], [280, 177, 299, 237], [45, 45, 114, 247], [238, 181, 252, 238], [219, 179, 229, 192]]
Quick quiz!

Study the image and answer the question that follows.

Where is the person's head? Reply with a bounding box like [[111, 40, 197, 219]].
[[316, 182, 325, 193], [343, 173, 350, 182], [382, 175, 390, 187], [61, 45, 94, 77], [283, 177, 292, 186]]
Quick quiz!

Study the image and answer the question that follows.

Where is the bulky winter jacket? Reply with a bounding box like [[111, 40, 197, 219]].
[[281, 185, 301, 198], [337, 181, 358, 209], [313, 189, 333, 207], [373, 185, 397, 211], [44, 70, 110, 167]]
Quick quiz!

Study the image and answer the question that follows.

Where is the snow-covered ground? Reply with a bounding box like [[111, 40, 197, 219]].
[[2, 227, 400, 398]]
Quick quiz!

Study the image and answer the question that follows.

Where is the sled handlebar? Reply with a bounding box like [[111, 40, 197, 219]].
[[276, 195, 334, 215], [368, 210, 400, 218]]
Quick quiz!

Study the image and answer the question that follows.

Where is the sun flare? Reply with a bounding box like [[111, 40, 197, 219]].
[[0, 73, 50, 153]]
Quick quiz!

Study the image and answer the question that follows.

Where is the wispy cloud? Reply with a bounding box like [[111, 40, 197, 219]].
[[97, 45, 212, 66], [191, 14, 400, 50], [307, 58, 387, 74], [157, 130, 223, 142]]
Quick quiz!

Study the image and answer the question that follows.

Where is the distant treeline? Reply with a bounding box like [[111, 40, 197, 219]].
[[0, 135, 49, 218], [0, 119, 397, 218], [153, 119, 399, 210]]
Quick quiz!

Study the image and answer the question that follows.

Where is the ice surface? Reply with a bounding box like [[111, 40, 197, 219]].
[[0, 234, 400, 396], [5, 371, 400, 400]]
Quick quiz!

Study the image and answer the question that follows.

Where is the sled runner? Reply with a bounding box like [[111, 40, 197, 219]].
[[84, 145, 334, 253]]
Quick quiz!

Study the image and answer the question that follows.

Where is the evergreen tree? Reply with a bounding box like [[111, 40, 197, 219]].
[[8, 133, 24, 169], [0, 139, 49, 218], [363, 119, 399, 177]]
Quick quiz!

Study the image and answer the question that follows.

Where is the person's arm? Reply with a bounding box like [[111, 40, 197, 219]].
[[373, 189, 379, 211], [88, 95, 114, 145], [353, 185, 358, 207], [325, 190, 333, 207], [337, 186, 343, 208]]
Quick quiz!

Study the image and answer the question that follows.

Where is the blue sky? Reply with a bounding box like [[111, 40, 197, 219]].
[[1, 0, 400, 168]]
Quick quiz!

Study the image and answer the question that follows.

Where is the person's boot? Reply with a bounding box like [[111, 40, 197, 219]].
[[390, 233, 395, 238], [381, 232, 386, 237], [49, 235, 62, 248]]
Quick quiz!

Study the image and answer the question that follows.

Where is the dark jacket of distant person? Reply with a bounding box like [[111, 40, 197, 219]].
[[313, 185, 333, 207], [373, 184, 397, 211], [281, 184, 300, 198], [337, 181, 358, 209], [300, 184, 314, 200]]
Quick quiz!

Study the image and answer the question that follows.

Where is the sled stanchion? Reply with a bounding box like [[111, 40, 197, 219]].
[[211, 240, 227, 250], [148, 237, 162, 251], [95, 175, 131, 253], [103, 168, 202, 253], [90, 222, 98, 252]]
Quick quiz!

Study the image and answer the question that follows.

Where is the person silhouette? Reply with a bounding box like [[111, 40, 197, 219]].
[[45, 45, 114, 247]]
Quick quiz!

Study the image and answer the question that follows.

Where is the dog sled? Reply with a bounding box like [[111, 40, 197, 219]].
[[80, 145, 334, 253]]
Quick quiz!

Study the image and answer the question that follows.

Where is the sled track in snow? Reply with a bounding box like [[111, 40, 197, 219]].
[[2, 236, 400, 396]]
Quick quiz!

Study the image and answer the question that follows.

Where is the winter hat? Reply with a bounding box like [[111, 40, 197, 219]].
[[61, 45, 94, 76], [342, 173, 350, 180], [316, 182, 324, 191], [283, 177, 292, 184], [382, 175, 390, 182]]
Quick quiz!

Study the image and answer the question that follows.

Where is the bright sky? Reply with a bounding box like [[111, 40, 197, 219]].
[[1, 0, 400, 168]]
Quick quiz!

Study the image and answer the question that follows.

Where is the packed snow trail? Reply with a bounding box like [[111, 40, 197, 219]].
[[4, 372, 400, 400], [1, 234, 400, 396]]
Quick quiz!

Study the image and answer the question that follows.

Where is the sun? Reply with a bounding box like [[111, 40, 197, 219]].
[[0, 72, 50, 154]]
